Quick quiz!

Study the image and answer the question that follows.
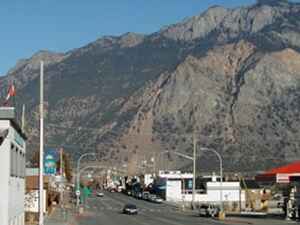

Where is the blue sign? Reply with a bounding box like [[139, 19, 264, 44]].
[[44, 148, 58, 175], [187, 180, 193, 189]]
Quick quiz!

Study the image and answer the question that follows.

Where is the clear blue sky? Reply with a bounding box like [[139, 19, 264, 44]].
[[0, 0, 298, 75]]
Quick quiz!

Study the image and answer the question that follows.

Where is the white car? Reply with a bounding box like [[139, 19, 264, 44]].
[[148, 194, 157, 202], [153, 197, 163, 203], [96, 192, 104, 197]]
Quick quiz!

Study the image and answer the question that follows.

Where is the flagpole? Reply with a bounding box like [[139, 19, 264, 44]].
[[13, 81, 16, 109], [39, 61, 44, 225]]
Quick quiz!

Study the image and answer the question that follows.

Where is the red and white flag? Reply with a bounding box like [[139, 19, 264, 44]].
[[5, 84, 16, 102]]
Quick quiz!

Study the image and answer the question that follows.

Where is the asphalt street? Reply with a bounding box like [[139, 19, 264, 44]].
[[76, 191, 296, 225]]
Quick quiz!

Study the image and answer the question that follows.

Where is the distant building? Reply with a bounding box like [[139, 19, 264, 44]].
[[256, 161, 300, 184], [156, 170, 241, 210], [25, 168, 64, 220], [25, 168, 49, 215], [0, 107, 26, 225]]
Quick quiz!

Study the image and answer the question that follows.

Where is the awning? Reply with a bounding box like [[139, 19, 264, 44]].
[[255, 161, 300, 183]]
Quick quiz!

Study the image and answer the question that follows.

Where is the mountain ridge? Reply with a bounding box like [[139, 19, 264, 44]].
[[2, 0, 300, 173]]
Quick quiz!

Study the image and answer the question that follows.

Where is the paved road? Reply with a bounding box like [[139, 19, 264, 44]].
[[76, 191, 296, 225]]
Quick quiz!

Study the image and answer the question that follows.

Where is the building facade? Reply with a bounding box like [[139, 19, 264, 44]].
[[0, 108, 26, 225], [158, 171, 242, 207]]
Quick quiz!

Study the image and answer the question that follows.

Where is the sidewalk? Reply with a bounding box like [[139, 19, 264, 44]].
[[44, 207, 75, 225]]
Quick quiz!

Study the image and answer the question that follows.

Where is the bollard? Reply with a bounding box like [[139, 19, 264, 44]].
[[218, 211, 226, 220], [79, 206, 84, 214]]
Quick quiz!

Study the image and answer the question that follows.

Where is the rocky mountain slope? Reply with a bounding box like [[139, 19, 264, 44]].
[[2, 0, 300, 173]]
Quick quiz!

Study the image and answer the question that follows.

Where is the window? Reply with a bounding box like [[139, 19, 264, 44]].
[[14, 148, 18, 177], [10, 144, 14, 176], [19, 151, 22, 178], [10, 142, 26, 178], [22, 152, 26, 178]]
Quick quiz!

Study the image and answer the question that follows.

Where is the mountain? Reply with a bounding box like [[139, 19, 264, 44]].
[[2, 0, 300, 173]]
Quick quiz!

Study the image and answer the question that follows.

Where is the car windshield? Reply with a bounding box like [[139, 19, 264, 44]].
[[125, 204, 137, 209]]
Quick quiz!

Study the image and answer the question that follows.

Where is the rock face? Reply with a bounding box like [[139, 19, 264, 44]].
[[2, 0, 300, 172]]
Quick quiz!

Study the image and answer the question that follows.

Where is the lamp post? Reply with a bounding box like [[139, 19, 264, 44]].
[[76, 153, 96, 207], [199, 147, 223, 214], [192, 136, 196, 210]]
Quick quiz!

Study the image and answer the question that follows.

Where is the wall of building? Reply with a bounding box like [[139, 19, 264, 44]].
[[0, 120, 11, 225], [9, 121, 26, 225], [166, 180, 243, 205], [0, 120, 26, 225]]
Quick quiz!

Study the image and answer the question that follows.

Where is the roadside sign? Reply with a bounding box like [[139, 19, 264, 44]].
[[76, 190, 80, 196], [44, 149, 58, 175]]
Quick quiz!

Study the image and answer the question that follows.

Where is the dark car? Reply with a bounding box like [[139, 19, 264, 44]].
[[142, 192, 150, 200], [123, 204, 138, 215], [198, 204, 220, 217]]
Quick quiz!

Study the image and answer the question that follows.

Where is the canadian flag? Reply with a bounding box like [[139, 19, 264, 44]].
[[5, 84, 16, 102]]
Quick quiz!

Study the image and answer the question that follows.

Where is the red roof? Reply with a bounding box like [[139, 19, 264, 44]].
[[262, 161, 300, 175]]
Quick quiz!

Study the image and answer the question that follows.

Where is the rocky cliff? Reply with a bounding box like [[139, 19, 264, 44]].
[[2, 0, 300, 173]]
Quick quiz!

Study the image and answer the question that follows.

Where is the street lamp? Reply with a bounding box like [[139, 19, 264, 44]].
[[79, 165, 107, 180], [76, 153, 96, 207], [156, 150, 195, 208], [156, 150, 194, 167], [199, 147, 224, 214]]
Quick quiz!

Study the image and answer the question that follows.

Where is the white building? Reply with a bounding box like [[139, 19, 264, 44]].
[[182, 182, 241, 203], [160, 171, 242, 205], [0, 108, 26, 225]]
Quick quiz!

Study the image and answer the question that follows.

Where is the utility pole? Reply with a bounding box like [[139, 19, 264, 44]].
[[192, 134, 196, 210], [60, 148, 63, 175], [39, 61, 44, 225], [151, 153, 156, 176], [21, 104, 25, 131], [59, 147, 64, 212]]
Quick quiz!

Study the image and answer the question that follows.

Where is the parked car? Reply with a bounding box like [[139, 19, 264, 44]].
[[148, 194, 163, 203], [198, 204, 220, 217], [153, 196, 163, 204], [142, 192, 150, 200], [123, 204, 138, 215], [117, 186, 123, 193], [136, 192, 142, 199], [96, 192, 104, 197], [148, 194, 157, 202]]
